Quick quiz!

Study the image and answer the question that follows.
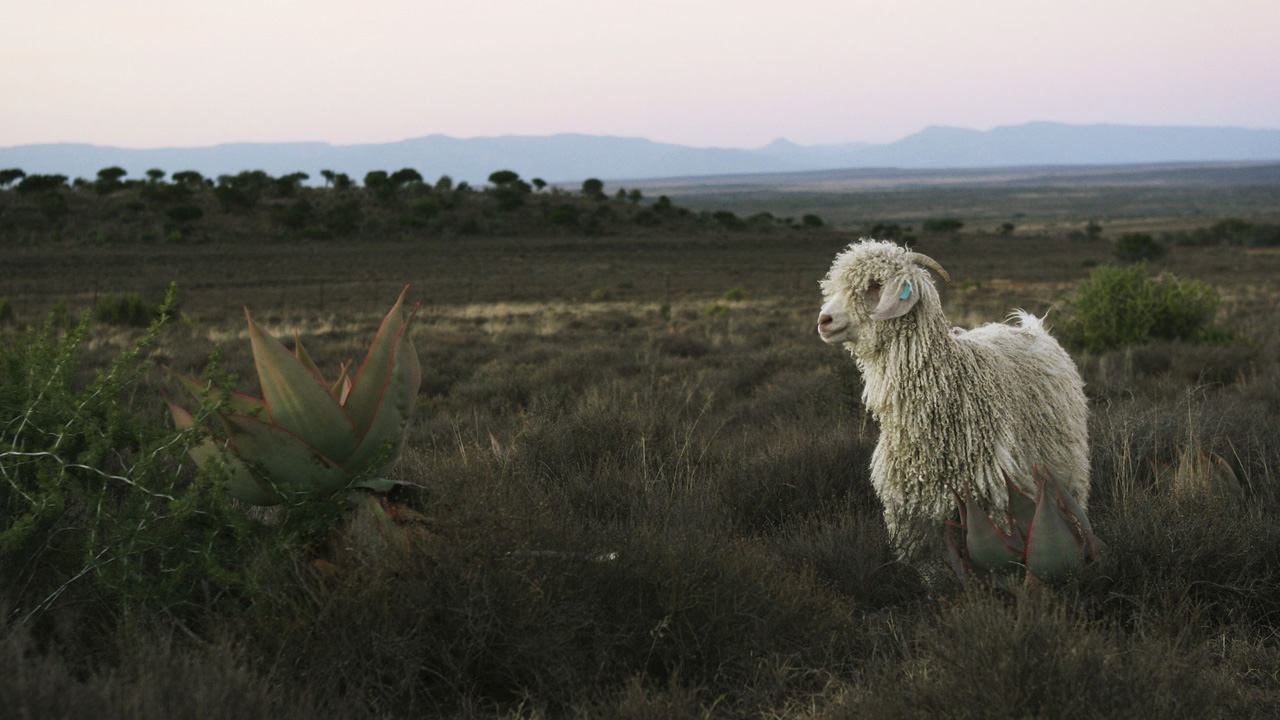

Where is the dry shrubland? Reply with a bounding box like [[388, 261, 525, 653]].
[[3, 206, 1280, 717]]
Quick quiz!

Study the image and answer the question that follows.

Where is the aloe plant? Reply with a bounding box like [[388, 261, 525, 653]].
[[1149, 445, 1244, 505], [166, 288, 420, 505], [945, 467, 1104, 588]]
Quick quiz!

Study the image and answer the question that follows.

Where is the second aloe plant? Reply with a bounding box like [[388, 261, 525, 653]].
[[945, 467, 1104, 588]]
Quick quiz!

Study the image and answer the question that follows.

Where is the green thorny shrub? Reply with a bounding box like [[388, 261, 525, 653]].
[[1058, 264, 1241, 354], [0, 285, 270, 629], [91, 292, 164, 327]]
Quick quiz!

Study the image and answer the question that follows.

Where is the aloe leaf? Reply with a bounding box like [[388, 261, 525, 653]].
[[165, 366, 266, 416], [963, 497, 1022, 577], [1148, 454, 1177, 492], [330, 359, 351, 399], [355, 477, 402, 492], [1040, 465, 1095, 539], [245, 310, 358, 461], [165, 396, 277, 504], [193, 441, 278, 505], [341, 316, 421, 475], [1207, 452, 1245, 505], [944, 521, 969, 582], [1003, 468, 1036, 546], [344, 286, 411, 434], [164, 395, 196, 430], [1026, 477, 1087, 582], [294, 328, 325, 382], [222, 413, 353, 498]]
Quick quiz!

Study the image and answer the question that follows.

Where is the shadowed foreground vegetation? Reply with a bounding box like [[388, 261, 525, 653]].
[[2, 182, 1280, 716]]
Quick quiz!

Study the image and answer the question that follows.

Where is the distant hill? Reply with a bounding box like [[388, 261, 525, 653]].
[[3, 122, 1280, 185]]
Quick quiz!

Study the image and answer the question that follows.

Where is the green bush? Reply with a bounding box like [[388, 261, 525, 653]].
[[1113, 232, 1167, 263], [0, 297, 14, 326], [92, 293, 161, 327], [922, 218, 962, 233], [163, 203, 204, 225], [1059, 264, 1230, 353], [0, 286, 260, 625]]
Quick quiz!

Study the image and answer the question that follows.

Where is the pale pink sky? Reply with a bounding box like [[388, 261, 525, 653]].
[[2, 0, 1278, 149]]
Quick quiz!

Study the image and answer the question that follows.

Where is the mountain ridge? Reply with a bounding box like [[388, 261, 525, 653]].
[[3, 122, 1279, 185]]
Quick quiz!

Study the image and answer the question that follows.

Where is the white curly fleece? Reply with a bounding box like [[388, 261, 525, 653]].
[[819, 240, 1089, 559]]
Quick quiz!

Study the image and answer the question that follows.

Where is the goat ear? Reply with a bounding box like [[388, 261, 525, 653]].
[[870, 278, 920, 320]]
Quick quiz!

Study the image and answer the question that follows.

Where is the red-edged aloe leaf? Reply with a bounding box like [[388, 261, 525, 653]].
[[1040, 465, 1095, 539], [191, 440, 278, 505], [164, 394, 196, 430], [1207, 452, 1245, 505], [340, 315, 421, 475], [165, 396, 277, 504], [343, 287, 411, 433], [222, 413, 353, 498], [330, 359, 352, 400], [294, 328, 325, 382], [1026, 479, 1087, 582], [1003, 468, 1036, 547], [165, 366, 266, 416], [944, 521, 969, 583], [246, 309, 358, 461], [963, 497, 1022, 577], [1147, 454, 1177, 492]]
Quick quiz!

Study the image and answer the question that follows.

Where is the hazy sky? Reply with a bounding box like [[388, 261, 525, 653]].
[[3, 0, 1278, 149]]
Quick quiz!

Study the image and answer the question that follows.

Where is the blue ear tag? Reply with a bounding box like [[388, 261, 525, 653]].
[[899, 282, 913, 301]]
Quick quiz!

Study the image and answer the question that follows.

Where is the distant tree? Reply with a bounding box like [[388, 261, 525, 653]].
[[319, 169, 336, 188], [0, 168, 27, 188], [922, 218, 963, 234], [274, 172, 309, 197], [213, 171, 270, 210], [455, 181, 471, 193], [627, 188, 643, 205], [802, 213, 825, 229], [171, 170, 205, 187], [363, 170, 389, 189], [390, 168, 424, 187], [654, 195, 672, 213], [95, 166, 128, 195], [488, 170, 520, 186], [435, 175, 454, 192], [998, 222, 1016, 236], [97, 166, 127, 183], [713, 210, 744, 230], [1114, 232, 1168, 263], [582, 178, 604, 199], [145, 168, 166, 183], [332, 173, 353, 191], [1085, 220, 1103, 241], [532, 177, 547, 192], [16, 174, 68, 194], [489, 177, 531, 211], [615, 188, 627, 201]]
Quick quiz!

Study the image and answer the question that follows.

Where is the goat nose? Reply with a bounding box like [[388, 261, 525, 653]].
[[818, 313, 833, 329]]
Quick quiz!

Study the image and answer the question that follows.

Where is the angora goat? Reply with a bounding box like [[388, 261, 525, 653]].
[[817, 240, 1089, 560]]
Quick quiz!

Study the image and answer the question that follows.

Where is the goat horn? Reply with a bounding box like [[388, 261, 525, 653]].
[[905, 252, 951, 283]]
